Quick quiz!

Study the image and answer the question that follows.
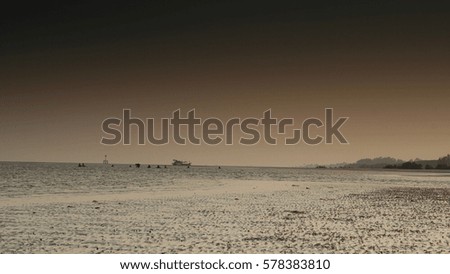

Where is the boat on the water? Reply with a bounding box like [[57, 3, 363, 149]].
[[172, 159, 191, 166]]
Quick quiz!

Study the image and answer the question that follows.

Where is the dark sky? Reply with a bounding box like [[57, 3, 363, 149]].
[[1, 1, 450, 165]]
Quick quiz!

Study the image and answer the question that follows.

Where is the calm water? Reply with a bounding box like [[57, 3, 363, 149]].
[[0, 162, 449, 198]]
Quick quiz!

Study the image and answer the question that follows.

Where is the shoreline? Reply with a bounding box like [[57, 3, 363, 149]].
[[2, 160, 450, 174]]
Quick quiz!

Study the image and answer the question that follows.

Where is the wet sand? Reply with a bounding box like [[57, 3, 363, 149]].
[[0, 179, 448, 253]]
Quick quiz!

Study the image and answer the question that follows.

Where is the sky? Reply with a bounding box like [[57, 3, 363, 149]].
[[1, 1, 450, 166]]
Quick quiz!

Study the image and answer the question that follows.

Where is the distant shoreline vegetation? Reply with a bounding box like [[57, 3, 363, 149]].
[[314, 155, 450, 170]]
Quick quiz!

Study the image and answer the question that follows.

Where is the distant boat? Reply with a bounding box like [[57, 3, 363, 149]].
[[172, 159, 191, 166]]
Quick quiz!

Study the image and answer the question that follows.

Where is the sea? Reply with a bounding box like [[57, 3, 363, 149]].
[[1, 162, 449, 199]]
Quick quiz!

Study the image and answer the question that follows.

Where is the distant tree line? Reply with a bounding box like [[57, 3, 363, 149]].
[[348, 157, 404, 168], [384, 162, 422, 169], [384, 162, 450, 170], [319, 155, 450, 170]]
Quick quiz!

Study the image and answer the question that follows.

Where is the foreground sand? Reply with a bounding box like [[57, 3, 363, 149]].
[[0, 179, 448, 253]]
